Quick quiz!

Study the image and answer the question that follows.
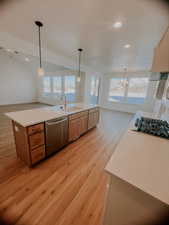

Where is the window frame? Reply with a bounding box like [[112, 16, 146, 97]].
[[90, 76, 100, 97], [63, 75, 77, 102], [89, 76, 100, 104], [43, 76, 52, 94], [42, 75, 77, 102], [52, 76, 63, 96], [108, 75, 149, 105]]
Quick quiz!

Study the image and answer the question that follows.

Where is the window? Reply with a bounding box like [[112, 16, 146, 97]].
[[108, 78, 126, 102], [108, 76, 149, 104], [42, 75, 77, 102], [43, 77, 51, 93], [90, 76, 100, 104], [64, 75, 76, 101], [53, 76, 62, 95], [127, 78, 149, 104]]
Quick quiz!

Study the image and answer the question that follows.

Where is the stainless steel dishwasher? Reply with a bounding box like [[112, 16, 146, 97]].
[[45, 116, 68, 157]]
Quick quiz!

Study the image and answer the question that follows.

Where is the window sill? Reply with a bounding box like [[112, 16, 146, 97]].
[[108, 100, 146, 106]]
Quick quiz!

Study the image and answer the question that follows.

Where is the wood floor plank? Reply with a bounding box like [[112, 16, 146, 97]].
[[0, 103, 132, 225]]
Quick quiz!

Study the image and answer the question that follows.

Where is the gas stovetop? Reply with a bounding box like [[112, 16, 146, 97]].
[[135, 117, 169, 139]]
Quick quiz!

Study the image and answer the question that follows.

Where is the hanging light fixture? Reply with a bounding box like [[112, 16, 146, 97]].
[[77, 48, 83, 82], [35, 21, 45, 76], [123, 67, 128, 86]]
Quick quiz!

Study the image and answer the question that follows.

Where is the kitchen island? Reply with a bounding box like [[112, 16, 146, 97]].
[[6, 103, 100, 167], [104, 111, 169, 225]]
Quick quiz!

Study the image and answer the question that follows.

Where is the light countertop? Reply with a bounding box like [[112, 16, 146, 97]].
[[5, 103, 98, 127], [105, 111, 169, 205]]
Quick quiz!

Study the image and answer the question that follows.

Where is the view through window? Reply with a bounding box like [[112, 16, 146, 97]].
[[64, 76, 76, 101], [43, 77, 51, 93], [108, 77, 149, 104], [43, 75, 76, 102], [108, 78, 126, 102], [90, 76, 100, 104], [127, 78, 149, 104], [53, 76, 62, 95]]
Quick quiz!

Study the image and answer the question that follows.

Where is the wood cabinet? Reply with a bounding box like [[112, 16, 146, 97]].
[[152, 27, 169, 72], [79, 115, 88, 135], [12, 121, 45, 166], [28, 123, 44, 135], [68, 110, 89, 142], [68, 118, 81, 142], [12, 107, 100, 166], [31, 146, 46, 165], [88, 107, 100, 130], [29, 132, 45, 150]]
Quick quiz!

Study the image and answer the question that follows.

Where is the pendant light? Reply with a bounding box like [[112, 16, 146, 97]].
[[124, 67, 128, 86], [77, 48, 83, 82], [35, 21, 45, 76]]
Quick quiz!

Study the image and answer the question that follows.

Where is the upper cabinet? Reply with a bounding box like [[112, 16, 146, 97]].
[[152, 27, 169, 73]]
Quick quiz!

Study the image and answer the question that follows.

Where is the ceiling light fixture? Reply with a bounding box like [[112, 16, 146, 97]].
[[77, 48, 83, 82], [35, 21, 44, 76], [6, 49, 12, 52], [124, 44, 131, 49], [113, 21, 123, 29], [25, 57, 30, 62]]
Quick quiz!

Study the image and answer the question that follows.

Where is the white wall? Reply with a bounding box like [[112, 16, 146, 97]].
[[0, 52, 37, 105], [99, 71, 158, 113]]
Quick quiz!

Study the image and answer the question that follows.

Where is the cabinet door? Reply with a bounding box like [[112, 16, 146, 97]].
[[69, 118, 81, 142], [88, 110, 99, 130], [79, 115, 88, 135], [88, 112, 95, 130], [94, 110, 100, 125], [88, 112, 94, 129]]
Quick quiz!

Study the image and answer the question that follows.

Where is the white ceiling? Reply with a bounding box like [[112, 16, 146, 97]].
[[0, 48, 71, 73], [0, 0, 168, 73]]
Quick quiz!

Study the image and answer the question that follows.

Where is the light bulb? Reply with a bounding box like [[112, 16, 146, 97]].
[[25, 57, 30, 62], [77, 76, 81, 82], [113, 22, 123, 29], [38, 67, 45, 76], [124, 44, 131, 49]]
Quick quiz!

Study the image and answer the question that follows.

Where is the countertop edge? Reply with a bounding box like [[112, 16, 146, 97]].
[[5, 104, 99, 127]]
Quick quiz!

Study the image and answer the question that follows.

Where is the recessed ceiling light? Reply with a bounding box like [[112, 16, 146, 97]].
[[113, 22, 123, 29], [6, 49, 12, 52], [124, 44, 131, 48], [25, 57, 30, 62]]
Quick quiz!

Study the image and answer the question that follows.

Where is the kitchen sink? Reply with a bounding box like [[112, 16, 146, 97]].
[[66, 106, 83, 112], [48, 105, 84, 113]]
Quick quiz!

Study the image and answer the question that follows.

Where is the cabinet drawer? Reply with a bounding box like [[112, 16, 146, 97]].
[[69, 110, 88, 120], [28, 123, 44, 135], [31, 145, 45, 165], [29, 132, 45, 150]]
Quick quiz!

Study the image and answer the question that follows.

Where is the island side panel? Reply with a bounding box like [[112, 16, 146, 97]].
[[103, 174, 168, 225], [12, 120, 31, 166]]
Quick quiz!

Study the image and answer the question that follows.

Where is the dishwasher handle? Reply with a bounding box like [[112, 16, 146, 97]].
[[46, 118, 67, 126]]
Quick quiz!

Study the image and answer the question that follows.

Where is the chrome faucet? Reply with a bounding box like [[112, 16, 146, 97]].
[[62, 94, 67, 111]]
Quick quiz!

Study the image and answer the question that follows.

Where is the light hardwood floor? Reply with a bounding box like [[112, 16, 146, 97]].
[[0, 103, 132, 225]]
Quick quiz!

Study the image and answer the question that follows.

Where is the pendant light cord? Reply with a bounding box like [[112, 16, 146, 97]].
[[78, 48, 83, 79], [38, 25, 42, 68], [78, 50, 81, 77]]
